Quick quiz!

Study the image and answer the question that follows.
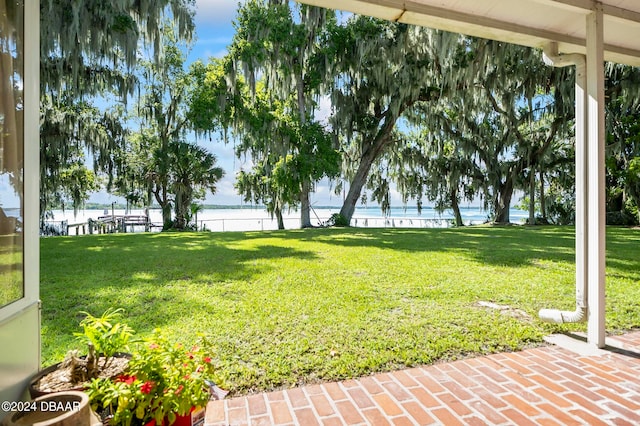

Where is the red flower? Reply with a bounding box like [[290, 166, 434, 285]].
[[174, 385, 184, 395], [116, 374, 136, 385], [149, 343, 159, 350], [140, 381, 155, 394], [203, 356, 212, 363]]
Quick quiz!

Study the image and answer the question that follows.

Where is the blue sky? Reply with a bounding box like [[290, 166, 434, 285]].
[[190, 0, 236, 59], [185, 0, 244, 205]]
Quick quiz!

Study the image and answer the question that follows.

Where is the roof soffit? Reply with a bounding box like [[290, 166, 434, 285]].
[[296, 0, 640, 66]]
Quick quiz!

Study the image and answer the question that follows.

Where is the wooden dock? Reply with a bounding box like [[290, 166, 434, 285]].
[[46, 214, 160, 236]]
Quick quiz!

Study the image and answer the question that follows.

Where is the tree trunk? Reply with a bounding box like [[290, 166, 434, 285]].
[[174, 215, 185, 230], [161, 203, 172, 230], [539, 168, 547, 220], [295, 64, 313, 229], [174, 191, 186, 230], [154, 184, 173, 230], [339, 148, 378, 224], [275, 207, 285, 230], [339, 120, 396, 223], [493, 175, 514, 224], [450, 188, 464, 227], [300, 181, 312, 228], [175, 194, 191, 230], [528, 168, 536, 225]]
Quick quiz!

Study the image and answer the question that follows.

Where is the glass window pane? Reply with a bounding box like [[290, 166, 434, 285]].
[[0, 0, 24, 308]]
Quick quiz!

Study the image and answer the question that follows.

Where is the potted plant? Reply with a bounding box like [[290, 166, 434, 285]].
[[86, 329, 220, 426], [30, 308, 134, 397]]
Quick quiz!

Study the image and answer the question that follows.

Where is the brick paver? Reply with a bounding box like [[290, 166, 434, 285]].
[[205, 332, 640, 425]]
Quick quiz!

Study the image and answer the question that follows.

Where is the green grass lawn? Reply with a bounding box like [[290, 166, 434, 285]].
[[40, 226, 640, 395]]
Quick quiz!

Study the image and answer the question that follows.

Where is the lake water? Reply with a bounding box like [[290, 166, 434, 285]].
[[48, 206, 528, 235]]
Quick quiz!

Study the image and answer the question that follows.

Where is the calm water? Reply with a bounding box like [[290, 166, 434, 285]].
[[49, 206, 528, 234]]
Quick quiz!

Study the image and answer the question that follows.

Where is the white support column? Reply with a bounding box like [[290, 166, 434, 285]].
[[575, 57, 588, 319], [25, 0, 41, 307], [586, 3, 606, 348]]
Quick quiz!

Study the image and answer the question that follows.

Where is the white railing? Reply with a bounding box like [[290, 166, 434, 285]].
[[194, 216, 473, 232], [42, 215, 483, 236]]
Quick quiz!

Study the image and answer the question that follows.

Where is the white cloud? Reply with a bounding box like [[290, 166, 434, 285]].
[[315, 95, 333, 125], [337, 10, 353, 25], [196, 36, 233, 46], [194, 0, 240, 25], [207, 175, 241, 204], [210, 48, 229, 59]]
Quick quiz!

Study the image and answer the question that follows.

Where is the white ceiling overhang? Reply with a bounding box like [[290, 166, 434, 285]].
[[296, 0, 640, 66]]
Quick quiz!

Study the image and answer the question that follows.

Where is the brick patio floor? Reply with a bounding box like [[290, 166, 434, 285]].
[[205, 331, 640, 425]]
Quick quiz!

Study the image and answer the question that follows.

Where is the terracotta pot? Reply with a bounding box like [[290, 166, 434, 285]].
[[4, 391, 101, 426]]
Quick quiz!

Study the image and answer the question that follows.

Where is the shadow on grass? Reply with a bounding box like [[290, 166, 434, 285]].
[[40, 232, 318, 336], [302, 225, 577, 266]]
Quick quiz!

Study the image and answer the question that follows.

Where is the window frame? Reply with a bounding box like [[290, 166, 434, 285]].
[[0, 0, 39, 325]]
